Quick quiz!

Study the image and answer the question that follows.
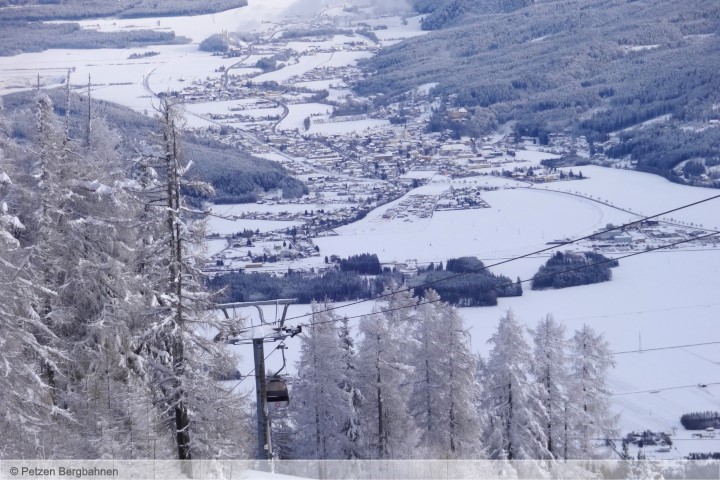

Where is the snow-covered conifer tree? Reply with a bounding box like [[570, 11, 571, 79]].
[[338, 316, 365, 459], [566, 324, 618, 458], [483, 310, 550, 460], [409, 289, 482, 458], [356, 303, 417, 459], [531, 314, 568, 459], [0, 121, 57, 457], [131, 97, 248, 461], [291, 303, 353, 459]]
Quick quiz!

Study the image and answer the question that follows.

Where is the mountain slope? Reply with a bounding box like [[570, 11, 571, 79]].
[[2, 90, 306, 203], [359, 0, 720, 137]]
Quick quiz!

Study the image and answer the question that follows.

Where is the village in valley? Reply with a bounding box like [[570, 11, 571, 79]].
[[157, 15, 717, 277], [133, 9, 711, 277]]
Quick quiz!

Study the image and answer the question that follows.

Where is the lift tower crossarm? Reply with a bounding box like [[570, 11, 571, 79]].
[[217, 298, 297, 328]]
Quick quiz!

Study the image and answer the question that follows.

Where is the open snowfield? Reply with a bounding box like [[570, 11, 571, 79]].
[[185, 101, 283, 118], [253, 50, 372, 84], [364, 15, 428, 44], [546, 166, 720, 228], [207, 217, 303, 236], [314, 185, 636, 266], [307, 118, 390, 135], [66, 0, 301, 43], [278, 103, 332, 130]]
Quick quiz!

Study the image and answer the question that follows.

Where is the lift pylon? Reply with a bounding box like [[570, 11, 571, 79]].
[[215, 298, 300, 460]]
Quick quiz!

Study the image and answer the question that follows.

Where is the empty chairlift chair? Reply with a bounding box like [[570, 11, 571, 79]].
[[266, 377, 289, 409]]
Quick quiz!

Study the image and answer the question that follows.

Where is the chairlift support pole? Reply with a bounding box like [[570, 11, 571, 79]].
[[253, 338, 272, 460], [215, 298, 298, 460]]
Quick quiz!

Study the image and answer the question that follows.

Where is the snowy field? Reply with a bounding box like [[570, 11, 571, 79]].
[[207, 217, 303, 236], [314, 186, 635, 267], [544, 166, 720, 228], [64, 0, 302, 43], [278, 103, 332, 131]]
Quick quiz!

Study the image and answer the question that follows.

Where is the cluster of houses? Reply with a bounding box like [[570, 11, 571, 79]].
[[436, 186, 492, 211], [381, 194, 437, 221], [586, 221, 717, 251]]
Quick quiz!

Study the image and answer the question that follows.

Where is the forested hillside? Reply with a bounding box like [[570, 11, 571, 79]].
[[0, 0, 247, 55], [0, 0, 248, 21], [3, 90, 306, 203], [357, 0, 720, 180], [0, 22, 186, 56]]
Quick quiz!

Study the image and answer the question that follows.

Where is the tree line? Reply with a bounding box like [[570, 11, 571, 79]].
[[680, 411, 720, 430], [209, 255, 520, 306], [280, 288, 617, 461], [0, 22, 185, 56], [0, 0, 248, 21]]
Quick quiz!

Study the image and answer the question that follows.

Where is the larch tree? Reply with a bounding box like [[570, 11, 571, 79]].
[[16, 92, 138, 457], [531, 314, 568, 459], [338, 315, 365, 459], [290, 303, 353, 459], [131, 97, 248, 461], [483, 310, 550, 460], [409, 289, 482, 458], [0, 115, 57, 457], [356, 303, 417, 459], [566, 324, 618, 459]]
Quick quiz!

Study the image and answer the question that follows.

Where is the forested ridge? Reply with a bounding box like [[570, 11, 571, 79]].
[[357, 0, 720, 181], [3, 90, 306, 203], [0, 21, 186, 56], [0, 0, 248, 21], [0, 0, 247, 55]]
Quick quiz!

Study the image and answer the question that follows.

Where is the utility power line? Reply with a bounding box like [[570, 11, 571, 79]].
[[282, 193, 720, 323]]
